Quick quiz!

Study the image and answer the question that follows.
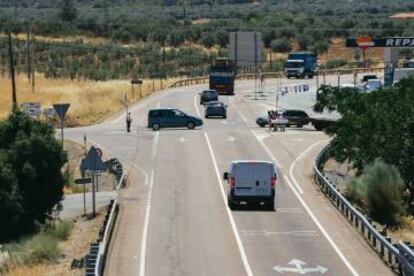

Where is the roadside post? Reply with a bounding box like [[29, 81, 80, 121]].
[[53, 103, 70, 146], [81, 146, 105, 218], [131, 79, 143, 98]]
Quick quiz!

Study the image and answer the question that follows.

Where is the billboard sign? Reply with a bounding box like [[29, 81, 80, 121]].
[[229, 32, 263, 69], [347, 37, 414, 48]]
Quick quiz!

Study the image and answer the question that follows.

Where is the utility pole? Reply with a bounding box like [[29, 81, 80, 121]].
[[26, 29, 32, 82], [8, 32, 17, 110], [31, 29, 36, 92]]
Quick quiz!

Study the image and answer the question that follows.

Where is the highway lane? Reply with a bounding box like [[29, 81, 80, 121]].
[[64, 74, 392, 275]]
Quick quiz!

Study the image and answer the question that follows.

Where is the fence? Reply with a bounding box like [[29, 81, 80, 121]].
[[168, 67, 385, 89], [314, 145, 414, 275]]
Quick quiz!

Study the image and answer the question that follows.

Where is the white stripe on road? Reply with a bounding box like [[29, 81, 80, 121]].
[[194, 94, 202, 117], [139, 169, 155, 276], [151, 132, 160, 160], [288, 140, 328, 194], [203, 132, 254, 276], [283, 175, 303, 195], [236, 109, 358, 275]]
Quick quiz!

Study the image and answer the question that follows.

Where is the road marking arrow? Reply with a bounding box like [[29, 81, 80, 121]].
[[273, 259, 328, 274]]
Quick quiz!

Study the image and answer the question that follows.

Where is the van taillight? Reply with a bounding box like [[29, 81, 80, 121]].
[[230, 177, 235, 187], [271, 177, 276, 187]]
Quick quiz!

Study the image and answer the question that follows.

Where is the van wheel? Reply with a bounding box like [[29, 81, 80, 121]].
[[187, 121, 195, 129], [152, 123, 160, 131], [228, 200, 236, 210], [268, 200, 275, 211]]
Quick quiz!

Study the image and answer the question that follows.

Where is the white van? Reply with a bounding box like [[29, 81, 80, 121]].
[[223, 161, 276, 210]]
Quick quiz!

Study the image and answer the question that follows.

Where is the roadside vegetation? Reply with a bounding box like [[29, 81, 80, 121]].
[[0, 110, 67, 242], [315, 78, 414, 227], [0, 0, 412, 82]]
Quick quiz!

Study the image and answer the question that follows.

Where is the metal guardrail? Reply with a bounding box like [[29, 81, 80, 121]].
[[314, 145, 414, 275], [85, 163, 124, 276], [168, 67, 385, 89]]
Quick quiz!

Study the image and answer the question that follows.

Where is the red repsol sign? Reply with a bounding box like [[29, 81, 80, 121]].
[[346, 38, 414, 48]]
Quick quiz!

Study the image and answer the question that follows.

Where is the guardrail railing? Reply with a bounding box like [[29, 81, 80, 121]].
[[314, 145, 414, 275], [84, 163, 124, 276], [168, 67, 385, 89]]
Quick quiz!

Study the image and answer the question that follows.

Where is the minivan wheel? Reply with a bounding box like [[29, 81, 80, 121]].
[[268, 199, 275, 211], [152, 123, 160, 131], [187, 121, 195, 129]]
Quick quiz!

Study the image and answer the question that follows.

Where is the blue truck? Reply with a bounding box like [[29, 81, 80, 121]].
[[284, 51, 317, 79], [209, 58, 236, 95]]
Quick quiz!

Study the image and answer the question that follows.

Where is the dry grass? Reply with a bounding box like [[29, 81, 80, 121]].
[[6, 211, 106, 276], [0, 73, 175, 126], [0, 33, 108, 45]]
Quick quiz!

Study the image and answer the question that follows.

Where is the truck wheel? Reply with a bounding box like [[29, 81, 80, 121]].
[[152, 123, 160, 131], [314, 124, 324, 131], [187, 121, 195, 129]]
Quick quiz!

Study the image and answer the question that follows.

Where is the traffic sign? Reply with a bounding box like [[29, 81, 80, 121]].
[[53, 103, 70, 120], [131, 79, 143, 85], [80, 146, 106, 171], [74, 178, 92, 184]]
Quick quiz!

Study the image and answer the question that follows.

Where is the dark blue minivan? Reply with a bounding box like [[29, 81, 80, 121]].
[[147, 108, 203, 131]]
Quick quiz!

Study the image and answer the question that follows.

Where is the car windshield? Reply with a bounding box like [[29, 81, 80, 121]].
[[286, 61, 304, 68], [173, 110, 185, 116]]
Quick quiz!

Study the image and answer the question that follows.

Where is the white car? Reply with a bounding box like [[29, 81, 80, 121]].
[[223, 160, 276, 210]]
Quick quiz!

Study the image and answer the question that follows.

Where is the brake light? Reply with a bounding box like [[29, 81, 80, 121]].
[[271, 177, 277, 187], [229, 177, 235, 188]]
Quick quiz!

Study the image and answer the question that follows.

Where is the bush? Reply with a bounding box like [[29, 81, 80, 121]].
[[271, 38, 291, 53], [46, 221, 73, 241], [319, 59, 348, 69], [8, 234, 60, 266], [363, 159, 405, 226]]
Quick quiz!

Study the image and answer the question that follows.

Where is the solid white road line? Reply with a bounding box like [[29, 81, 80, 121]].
[[283, 175, 303, 195], [234, 106, 358, 275], [151, 132, 160, 160], [194, 94, 202, 117], [288, 140, 328, 194], [203, 132, 254, 276], [139, 169, 155, 276]]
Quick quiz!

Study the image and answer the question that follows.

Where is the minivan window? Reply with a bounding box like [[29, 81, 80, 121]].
[[173, 110, 185, 116], [150, 110, 160, 117], [160, 110, 171, 117]]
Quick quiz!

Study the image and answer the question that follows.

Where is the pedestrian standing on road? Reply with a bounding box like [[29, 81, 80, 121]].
[[277, 111, 286, 132], [126, 112, 132, 133]]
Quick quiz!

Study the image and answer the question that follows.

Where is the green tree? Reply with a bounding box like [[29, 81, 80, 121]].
[[59, 0, 77, 22], [0, 111, 67, 241], [200, 32, 214, 48], [271, 38, 291, 53], [314, 78, 414, 212]]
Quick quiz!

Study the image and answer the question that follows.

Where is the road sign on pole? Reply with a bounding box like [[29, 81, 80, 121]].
[[80, 146, 105, 217], [53, 103, 70, 145]]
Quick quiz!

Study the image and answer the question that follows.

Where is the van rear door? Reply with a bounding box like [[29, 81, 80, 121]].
[[253, 163, 273, 196], [232, 163, 254, 197]]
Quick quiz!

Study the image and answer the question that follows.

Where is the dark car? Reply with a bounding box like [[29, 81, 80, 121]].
[[205, 101, 227, 119], [147, 108, 203, 131], [200, 89, 218, 105], [256, 109, 310, 128]]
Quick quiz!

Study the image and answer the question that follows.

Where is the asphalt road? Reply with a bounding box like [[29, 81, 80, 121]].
[[65, 73, 391, 276]]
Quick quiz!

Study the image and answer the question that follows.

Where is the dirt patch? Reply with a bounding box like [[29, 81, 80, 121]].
[[6, 209, 107, 276]]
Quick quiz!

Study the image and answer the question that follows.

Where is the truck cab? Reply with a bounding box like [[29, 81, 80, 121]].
[[285, 52, 317, 79]]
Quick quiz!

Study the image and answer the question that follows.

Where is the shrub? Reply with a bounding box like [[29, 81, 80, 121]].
[[271, 38, 291, 53], [8, 234, 60, 266], [46, 221, 73, 241], [363, 159, 405, 226]]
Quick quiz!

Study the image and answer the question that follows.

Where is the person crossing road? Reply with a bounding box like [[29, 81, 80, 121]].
[[126, 112, 132, 132]]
